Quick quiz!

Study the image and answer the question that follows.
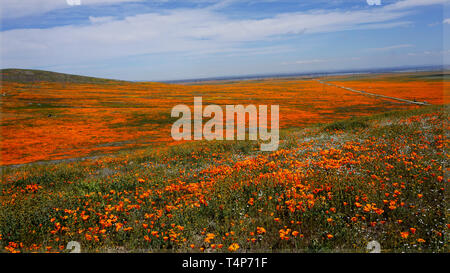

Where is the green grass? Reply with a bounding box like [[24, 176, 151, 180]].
[[323, 119, 369, 131], [0, 105, 448, 253], [1, 69, 124, 84], [324, 70, 450, 82]]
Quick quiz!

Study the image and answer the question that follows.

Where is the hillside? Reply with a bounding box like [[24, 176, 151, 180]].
[[0, 69, 124, 84], [3, 70, 444, 166], [0, 105, 447, 253]]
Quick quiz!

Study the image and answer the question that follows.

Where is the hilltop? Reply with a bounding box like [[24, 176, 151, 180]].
[[0, 69, 125, 84]]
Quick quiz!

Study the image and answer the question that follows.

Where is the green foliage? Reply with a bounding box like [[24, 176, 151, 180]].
[[0, 105, 447, 253]]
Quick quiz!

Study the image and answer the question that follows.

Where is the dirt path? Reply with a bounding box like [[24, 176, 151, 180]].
[[315, 79, 431, 106]]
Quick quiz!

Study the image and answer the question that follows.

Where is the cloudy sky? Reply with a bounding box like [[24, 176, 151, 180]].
[[1, 0, 449, 81]]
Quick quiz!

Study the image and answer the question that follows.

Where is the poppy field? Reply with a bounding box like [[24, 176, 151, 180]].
[[3, 69, 446, 166], [0, 69, 448, 252]]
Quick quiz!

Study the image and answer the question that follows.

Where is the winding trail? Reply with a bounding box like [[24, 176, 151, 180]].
[[315, 79, 431, 106]]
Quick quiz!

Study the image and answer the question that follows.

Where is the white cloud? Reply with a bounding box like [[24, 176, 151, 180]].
[[281, 56, 362, 66], [185, 9, 412, 42], [367, 44, 414, 51], [1, 7, 412, 68], [281, 59, 328, 65], [384, 0, 449, 11], [0, 0, 446, 71], [295, 59, 327, 64], [0, 0, 144, 19], [444, 18, 450, 24], [408, 50, 449, 56], [89, 16, 116, 24], [3, 0, 448, 19]]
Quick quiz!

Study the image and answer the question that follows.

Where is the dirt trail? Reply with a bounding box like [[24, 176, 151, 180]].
[[315, 79, 431, 106]]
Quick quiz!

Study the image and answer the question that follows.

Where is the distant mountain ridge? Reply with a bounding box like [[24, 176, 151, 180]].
[[0, 69, 125, 84], [165, 65, 448, 83], [1, 65, 448, 84]]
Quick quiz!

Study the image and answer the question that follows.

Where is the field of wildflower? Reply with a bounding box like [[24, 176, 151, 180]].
[[3, 69, 445, 166], [0, 69, 448, 253]]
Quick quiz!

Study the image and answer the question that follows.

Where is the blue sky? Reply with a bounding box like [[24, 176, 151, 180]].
[[1, 0, 449, 81]]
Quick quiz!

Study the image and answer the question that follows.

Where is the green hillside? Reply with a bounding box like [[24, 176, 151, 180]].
[[0, 69, 125, 84]]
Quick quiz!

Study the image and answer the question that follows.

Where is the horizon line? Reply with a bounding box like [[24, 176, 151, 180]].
[[1, 64, 448, 83]]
